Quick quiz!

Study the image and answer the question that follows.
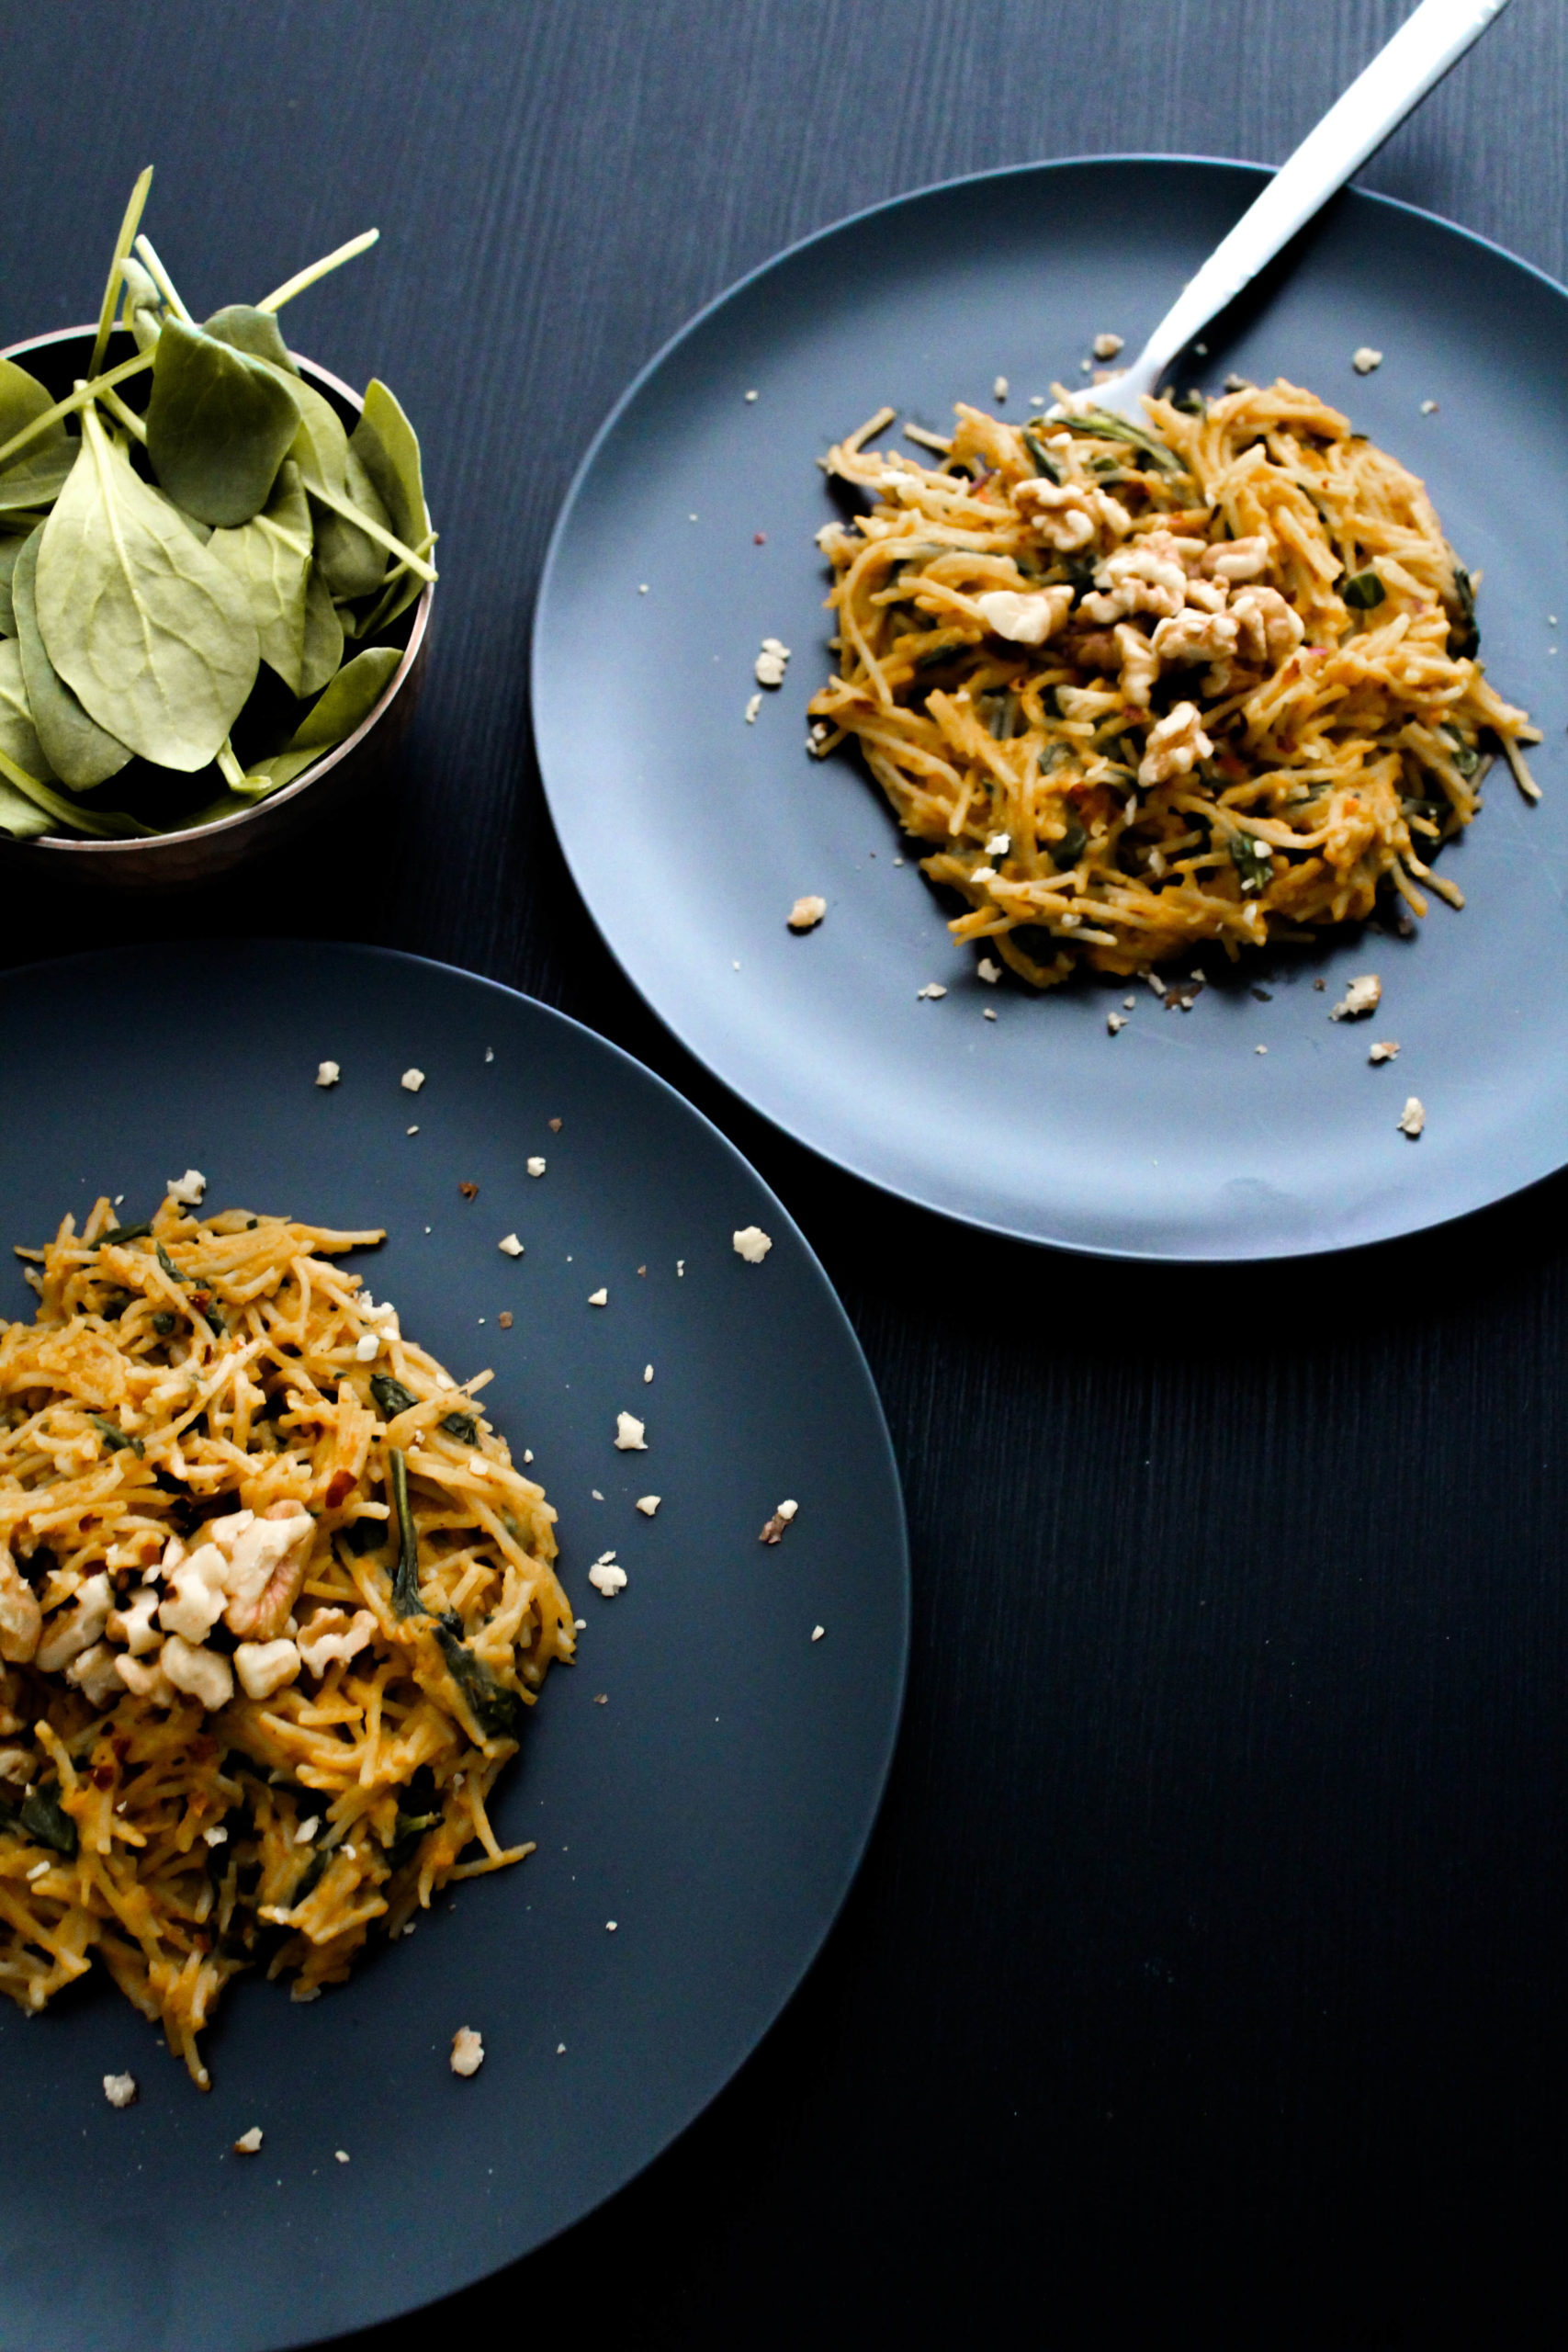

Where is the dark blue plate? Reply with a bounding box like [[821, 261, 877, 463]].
[[0, 942, 908, 2352], [534, 158, 1568, 1259]]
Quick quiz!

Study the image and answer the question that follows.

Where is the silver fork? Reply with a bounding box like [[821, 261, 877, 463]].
[[1063, 0, 1513, 423]]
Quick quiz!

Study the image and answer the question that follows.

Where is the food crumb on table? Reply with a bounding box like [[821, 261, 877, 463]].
[[760, 1498, 798, 1544], [335, 2151, 350, 2165], [1370, 1040, 1400, 1064], [498, 1311, 513, 1329], [232, 2125, 263, 2154], [993, 374, 1009, 401], [400, 1069, 425, 1092], [811, 1624, 825, 1643], [745, 692, 762, 724], [1107, 1012, 1127, 1035], [450, 2027, 485, 2077], [1421, 399, 1439, 414], [916, 982, 947, 1001], [983, 1007, 997, 1021], [527, 1157, 546, 1177], [103, 2072, 138, 2109], [498, 1233, 524, 1257], [1352, 345, 1383, 374], [977, 958, 1000, 984], [1092, 331, 1124, 359], [588, 1287, 608, 1306], [589, 1555, 626, 1597], [615, 1411, 648, 1450], [315, 1060, 340, 1088], [636, 1495, 660, 1516]]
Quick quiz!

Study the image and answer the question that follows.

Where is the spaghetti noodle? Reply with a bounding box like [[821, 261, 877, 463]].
[[0, 1192, 571, 2086], [808, 379, 1538, 986]]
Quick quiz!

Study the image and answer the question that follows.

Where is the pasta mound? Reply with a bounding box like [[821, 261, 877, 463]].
[[808, 380, 1539, 987], [0, 1193, 571, 2087]]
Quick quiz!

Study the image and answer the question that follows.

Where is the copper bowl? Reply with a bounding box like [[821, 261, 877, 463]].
[[0, 323, 432, 888]]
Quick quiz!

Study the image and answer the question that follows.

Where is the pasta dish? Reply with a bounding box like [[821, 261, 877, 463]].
[[808, 380, 1538, 986], [0, 1192, 570, 2086]]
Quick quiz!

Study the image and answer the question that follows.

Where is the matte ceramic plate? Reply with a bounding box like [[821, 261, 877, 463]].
[[534, 157, 1568, 1259], [0, 942, 908, 2352]]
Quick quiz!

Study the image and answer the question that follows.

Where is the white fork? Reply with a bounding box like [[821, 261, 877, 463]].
[[1066, 0, 1514, 423]]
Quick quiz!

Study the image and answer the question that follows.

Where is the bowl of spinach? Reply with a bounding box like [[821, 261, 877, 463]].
[[0, 169, 434, 885]]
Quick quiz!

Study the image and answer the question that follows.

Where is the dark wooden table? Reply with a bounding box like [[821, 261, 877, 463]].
[[7, 3, 1568, 2342]]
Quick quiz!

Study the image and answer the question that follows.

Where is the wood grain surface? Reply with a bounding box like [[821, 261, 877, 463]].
[[5, 3, 1567, 2342]]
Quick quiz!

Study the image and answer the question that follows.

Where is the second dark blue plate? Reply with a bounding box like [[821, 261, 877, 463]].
[[534, 159, 1568, 1259]]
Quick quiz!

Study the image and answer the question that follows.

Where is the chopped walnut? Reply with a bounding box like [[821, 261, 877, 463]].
[[1151, 608, 1240, 668], [1079, 535, 1191, 624], [1113, 622, 1160, 708], [458, 1182, 479, 1201], [1201, 535, 1269, 582], [1011, 478, 1104, 551], [1230, 585, 1305, 664], [972, 585, 1074, 645], [1138, 701, 1213, 787]]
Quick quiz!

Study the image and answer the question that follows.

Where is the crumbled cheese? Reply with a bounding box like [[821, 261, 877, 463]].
[[1398, 1096, 1426, 1138], [1421, 399, 1438, 415], [1330, 973, 1382, 1021], [1108, 1012, 1127, 1035], [103, 2073, 138, 2109], [294, 1815, 320, 1845], [450, 2026, 485, 2077], [316, 1060, 340, 1088], [526, 1157, 546, 1177], [588, 1287, 608, 1306], [588, 1560, 627, 1597], [754, 637, 791, 688], [1352, 346, 1383, 374], [744, 390, 758, 402], [732, 1226, 773, 1264], [776, 1498, 798, 1521], [335, 2150, 350, 2164], [986, 832, 1010, 857], [643, 1363, 653, 1383], [498, 1233, 524, 1257], [811, 1625, 825, 1643], [1370, 1040, 1400, 1064], [636, 1496, 660, 1516], [992, 374, 1009, 401], [788, 894, 827, 931], [232, 2126, 263, 2153], [983, 1008, 997, 1022], [615, 1411, 648, 1451], [1092, 332, 1124, 360], [166, 1169, 207, 1206], [606, 1919, 618, 1931], [977, 957, 1000, 985], [203, 1824, 229, 1847], [970, 865, 996, 885], [26, 1860, 50, 1882], [407, 1125, 419, 1136], [400, 1069, 425, 1093], [467, 1456, 490, 1477], [354, 1332, 380, 1362], [744, 692, 761, 724]]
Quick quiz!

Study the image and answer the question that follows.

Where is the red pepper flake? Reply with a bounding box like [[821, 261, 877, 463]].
[[753, 532, 766, 546], [497, 1311, 513, 1329], [547, 1118, 562, 1134], [759, 1510, 791, 1544], [458, 1182, 479, 1202], [91, 1763, 115, 1790], [324, 1466, 355, 1509]]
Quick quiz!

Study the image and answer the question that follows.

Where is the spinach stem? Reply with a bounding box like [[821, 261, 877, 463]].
[[297, 469, 437, 582], [0, 741, 146, 838], [96, 381, 148, 444], [256, 227, 379, 315], [387, 1446, 426, 1617], [0, 351, 152, 471], [88, 166, 154, 379], [355, 529, 436, 637], [132, 232, 193, 323], [216, 738, 247, 791]]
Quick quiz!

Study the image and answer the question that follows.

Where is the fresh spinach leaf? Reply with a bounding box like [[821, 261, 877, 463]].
[[202, 304, 299, 379], [35, 404, 259, 771], [0, 358, 76, 514], [0, 638, 58, 801], [298, 560, 344, 697], [11, 526, 133, 789], [311, 441, 390, 602], [0, 1783, 78, 1857], [145, 317, 301, 527], [207, 458, 311, 689], [0, 528, 26, 636], [287, 645, 400, 752], [1341, 569, 1385, 612], [442, 1410, 478, 1444], [351, 379, 431, 626]]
